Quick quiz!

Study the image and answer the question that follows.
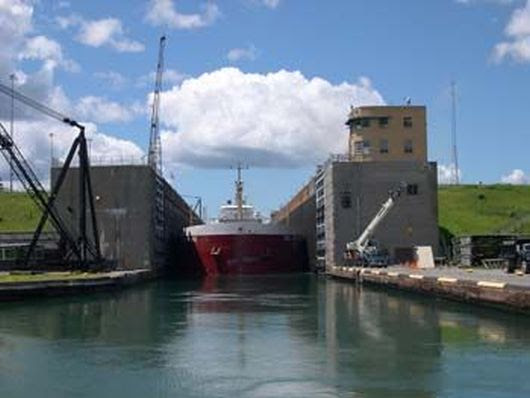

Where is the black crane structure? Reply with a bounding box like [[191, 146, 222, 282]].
[[0, 82, 102, 270], [148, 35, 166, 176]]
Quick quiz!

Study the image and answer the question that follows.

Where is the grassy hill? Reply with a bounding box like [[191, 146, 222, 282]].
[[438, 184, 530, 237], [1, 185, 529, 237], [0, 192, 42, 232]]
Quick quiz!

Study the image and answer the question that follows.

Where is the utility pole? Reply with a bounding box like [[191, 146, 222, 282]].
[[49, 132, 54, 168], [451, 81, 460, 185], [9, 73, 16, 192]]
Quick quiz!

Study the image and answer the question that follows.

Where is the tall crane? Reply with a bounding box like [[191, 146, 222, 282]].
[[345, 183, 405, 267], [148, 35, 166, 176], [0, 81, 102, 269]]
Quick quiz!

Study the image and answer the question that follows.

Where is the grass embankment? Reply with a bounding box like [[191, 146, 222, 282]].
[[0, 192, 42, 232], [438, 184, 530, 237], [0, 272, 108, 284], [1, 185, 529, 238]]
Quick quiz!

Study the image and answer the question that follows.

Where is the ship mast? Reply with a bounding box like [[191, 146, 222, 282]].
[[235, 163, 245, 220]]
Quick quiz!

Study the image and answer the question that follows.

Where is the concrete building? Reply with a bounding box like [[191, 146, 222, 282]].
[[273, 105, 439, 271], [52, 165, 201, 273]]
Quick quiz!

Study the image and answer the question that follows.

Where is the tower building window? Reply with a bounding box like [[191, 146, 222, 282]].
[[380, 139, 389, 154], [351, 118, 371, 130], [404, 139, 413, 153], [407, 184, 419, 195], [354, 140, 371, 155], [403, 116, 413, 128], [340, 191, 352, 209], [379, 117, 389, 127]]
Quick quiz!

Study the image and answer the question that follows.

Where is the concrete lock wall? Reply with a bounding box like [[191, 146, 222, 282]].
[[279, 195, 317, 269], [272, 179, 317, 270], [52, 165, 200, 272], [324, 161, 439, 271]]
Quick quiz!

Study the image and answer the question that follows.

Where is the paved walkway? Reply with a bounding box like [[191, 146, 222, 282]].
[[388, 266, 530, 289]]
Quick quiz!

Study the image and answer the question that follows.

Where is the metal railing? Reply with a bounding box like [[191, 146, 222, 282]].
[[53, 156, 147, 168]]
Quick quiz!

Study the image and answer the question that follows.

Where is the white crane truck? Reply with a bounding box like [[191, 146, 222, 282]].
[[345, 183, 405, 267]]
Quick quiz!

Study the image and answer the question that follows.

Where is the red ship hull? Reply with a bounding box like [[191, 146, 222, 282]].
[[187, 234, 307, 275]]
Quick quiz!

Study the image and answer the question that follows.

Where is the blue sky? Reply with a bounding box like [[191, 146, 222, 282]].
[[0, 0, 529, 218]]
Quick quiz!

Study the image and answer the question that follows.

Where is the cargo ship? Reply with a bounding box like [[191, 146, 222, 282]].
[[184, 167, 307, 275]]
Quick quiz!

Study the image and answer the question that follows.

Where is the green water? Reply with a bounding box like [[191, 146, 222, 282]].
[[1, 275, 530, 398]]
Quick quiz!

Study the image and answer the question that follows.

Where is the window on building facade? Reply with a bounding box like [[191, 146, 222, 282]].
[[407, 184, 419, 195], [340, 191, 352, 209], [404, 139, 413, 153], [354, 141, 364, 155], [354, 140, 371, 155], [403, 116, 413, 128], [353, 140, 370, 155], [379, 139, 389, 154], [379, 117, 389, 127], [352, 118, 362, 130], [351, 117, 373, 129], [363, 140, 371, 154]]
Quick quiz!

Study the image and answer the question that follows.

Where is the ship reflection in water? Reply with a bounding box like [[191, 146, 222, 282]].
[[1, 275, 530, 397]]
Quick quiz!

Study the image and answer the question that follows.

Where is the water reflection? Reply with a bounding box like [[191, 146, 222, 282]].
[[0, 281, 200, 344], [0, 275, 529, 397], [317, 280, 443, 397]]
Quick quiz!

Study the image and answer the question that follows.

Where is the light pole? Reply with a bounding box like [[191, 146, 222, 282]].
[[9, 73, 16, 192], [49, 132, 54, 168]]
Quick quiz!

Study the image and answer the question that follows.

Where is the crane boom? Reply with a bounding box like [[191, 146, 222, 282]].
[[148, 35, 166, 175], [0, 81, 81, 128], [346, 183, 405, 258]]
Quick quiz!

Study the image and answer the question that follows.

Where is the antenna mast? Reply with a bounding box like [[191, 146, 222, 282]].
[[148, 35, 166, 175], [451, 81, 460, 185]]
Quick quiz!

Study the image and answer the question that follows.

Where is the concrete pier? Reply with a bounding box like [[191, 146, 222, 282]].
[[0, 269, 154, 301], [328, 266, 530, 312]]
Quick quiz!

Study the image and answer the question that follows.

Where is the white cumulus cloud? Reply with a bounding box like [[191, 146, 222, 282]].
[[0, 1, 146, 188], [0, 120, 144, 189], [493, 0, 530, 62], [456, 0, 515, 5], [137, 68, 188, 88], [438, 164, 462, 184], [262, 0, 281, 8], [76, 17, 144, 52], [501, 169, 529, 184], [158, 67, 384, 168], [94, 71, 128, 89], [20, 35, 80, 72], [0, 1, 76, 120], [75, 96, 144, 124], [227, 45, 258, 63], [145, 0, 220, 29]]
